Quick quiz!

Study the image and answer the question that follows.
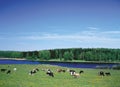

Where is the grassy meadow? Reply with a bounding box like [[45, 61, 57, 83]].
[[0, 64, 120, 87]]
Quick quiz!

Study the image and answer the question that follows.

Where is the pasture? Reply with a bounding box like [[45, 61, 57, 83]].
[[0, 64, 120, 87]]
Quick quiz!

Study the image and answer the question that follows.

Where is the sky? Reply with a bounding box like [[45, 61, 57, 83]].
[[0, 0, 120, 51]]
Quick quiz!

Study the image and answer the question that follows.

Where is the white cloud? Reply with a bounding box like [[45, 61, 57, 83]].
[[21, 30, 120, 44], [87, 27, 99, 30], [102, 31, 120, 34], [1, 29, 120, 49]]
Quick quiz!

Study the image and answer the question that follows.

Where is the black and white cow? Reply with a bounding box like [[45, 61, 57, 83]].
[[98, 71, 105, 76], [46, 69, 54, 77], [29, 68, 39, 75], [69, 70, 76, 75]]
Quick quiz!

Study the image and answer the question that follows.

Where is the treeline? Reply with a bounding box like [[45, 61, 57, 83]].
[[0, 51, 23, 58], [0, 48, 120, 62]]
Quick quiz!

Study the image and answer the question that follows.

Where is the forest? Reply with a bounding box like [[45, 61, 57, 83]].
[[0, 48, 120, 62]]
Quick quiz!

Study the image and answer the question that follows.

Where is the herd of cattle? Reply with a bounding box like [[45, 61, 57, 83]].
[[28, 68, 85, 78], [0, 66, 111, 78]]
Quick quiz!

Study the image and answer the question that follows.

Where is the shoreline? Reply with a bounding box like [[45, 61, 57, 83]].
[[0, 58, 26, 60], [0, 58, 120, 64]]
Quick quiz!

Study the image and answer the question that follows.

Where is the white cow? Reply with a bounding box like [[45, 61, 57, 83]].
[[13, 68, 17, 71]]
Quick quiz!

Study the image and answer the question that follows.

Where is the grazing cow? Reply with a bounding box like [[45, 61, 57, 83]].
[[46, 69, 54, 77], [35, 68, 39, 71], [1, 69, 7, 72], [57, 69, 66, 73], [6, 70, 11, 74], [72, 73, 80, 78], [105, 72, 111, 76], [69, 70, 75, 72], [98, 71, 105, 76], [13, 68, 17, 71], [79, 70, 84, 74], [29, 70, 36, 75], [69, 70, 76, 75], [29, 68, 39, 75], [62, 70, 66, 72]]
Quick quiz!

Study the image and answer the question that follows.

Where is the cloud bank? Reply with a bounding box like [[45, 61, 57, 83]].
[[21, 29, 120, 43], [1, 28, 120, 50]]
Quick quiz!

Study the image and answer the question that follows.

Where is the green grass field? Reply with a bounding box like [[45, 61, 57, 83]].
[[0, 64, 120, 87]]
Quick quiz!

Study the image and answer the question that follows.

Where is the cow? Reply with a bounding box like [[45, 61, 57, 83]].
[[69, 70, 76, 75], [105, 72, 111, 76], [35, 68, 39, 71], [79, 70, 84, 74], [29, 70, 36, 75], [57, 69, 66, 73], [46, 69, 54, 77], [72, 73, 80, 78], [98, 71, 105, 76], [13, 68, 17, 71], [29, 68, 39, 75], [1, 69, 7, 72], [6, 70, 11, 74]]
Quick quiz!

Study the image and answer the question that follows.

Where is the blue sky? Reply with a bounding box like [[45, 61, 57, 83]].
[[0, 0, 120, 51]]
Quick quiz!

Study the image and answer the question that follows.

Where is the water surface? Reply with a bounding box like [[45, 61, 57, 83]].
[[0, 59, 119, 68]]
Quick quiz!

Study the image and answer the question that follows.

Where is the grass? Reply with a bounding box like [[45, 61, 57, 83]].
[[0, 64, 120, 87], [47, 59, 87, 62]]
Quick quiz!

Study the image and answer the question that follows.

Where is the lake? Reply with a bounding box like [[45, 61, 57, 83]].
[[0, 59, 119, 69]]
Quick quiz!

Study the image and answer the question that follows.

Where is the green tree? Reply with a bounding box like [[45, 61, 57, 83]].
[[26, 52, 33, 60], [63, 51, 73, 61], [84, 51, 93, 61], [11, 52, 22, 58], [39, 50, 50, 60]]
